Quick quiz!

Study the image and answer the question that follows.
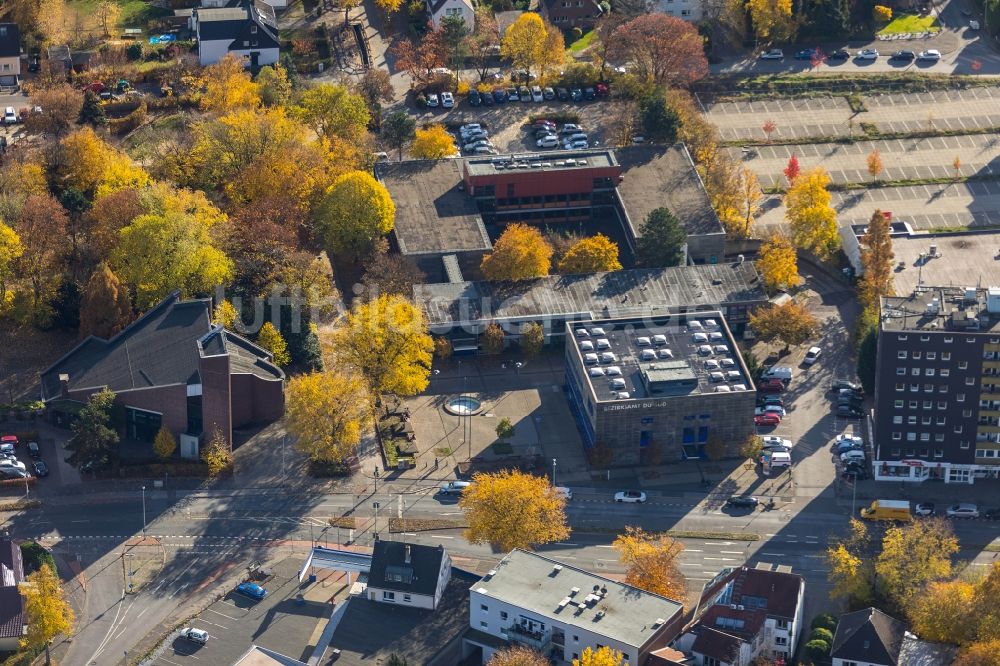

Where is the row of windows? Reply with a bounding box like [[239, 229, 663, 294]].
[[896, 350, 951, 360], [897, 335, 993, 343], [894, 383, 965, 394], [891, 399, 963, 411], [892, 415, 948, 425], [890, 432, 950, 442], [887, 448, 946, 457], [976, 449, 1000, 458], [896, 367, 950, 377], [382, 591, 412, 602]]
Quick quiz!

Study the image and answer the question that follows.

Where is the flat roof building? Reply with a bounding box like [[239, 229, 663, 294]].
[[564, 312, 756, 464], [379, 145, 725, 282], [874, 286, 1000, 483], [465, 549, 684, 665], [414, 261, 766, 354]]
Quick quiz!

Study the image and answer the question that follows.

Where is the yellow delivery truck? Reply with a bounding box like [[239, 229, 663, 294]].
[[859, 499, 912, 522]]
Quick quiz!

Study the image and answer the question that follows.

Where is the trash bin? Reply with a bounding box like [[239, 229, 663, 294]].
[[309, 574, 317, 583]]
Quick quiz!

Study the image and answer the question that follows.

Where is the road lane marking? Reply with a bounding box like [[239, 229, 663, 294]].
[[429, 535, 454, 539], [206, 608, 240, 620], [703, 557, 737, 561], [685, 549, 703, 552], [760, 552, 786, 556], [158, 657, 185, 666], [194, 617, 230, 630], [558, 543, 580, 546], [720, 551, 745, 554]]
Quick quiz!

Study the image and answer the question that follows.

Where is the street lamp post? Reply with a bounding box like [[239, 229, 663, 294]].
[[141, 485, 146, 537], [373, 467, 379, 493], [552, 458, 557, 487]]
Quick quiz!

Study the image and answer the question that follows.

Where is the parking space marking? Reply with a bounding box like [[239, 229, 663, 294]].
[[206, 606, 242, 621], [194, 617, 230, 630], [157, 657, 186, 666]]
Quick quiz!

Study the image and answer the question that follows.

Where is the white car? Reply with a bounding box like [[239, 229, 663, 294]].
[[840, 450, 866, 463], [460, 123, 482, 133], [615, 490, 646, 503], [761, 436, 792, 448], [460, 128, 488, 139], [564, 140, 588, 150], [946, 503, 979, 519], [0, 459, 26, 471], [856, 49, 879, 60], [804, 347, 821, 365], [530, 86, 544, 102], [463, 140, 492, 151], [180, 627, 208, 644], [537, 136, 560, 148], [918, 49, 941, 61], [426, 93, 440, 108], [760, 49, 784, 60], [3, 106, 16, 125], [440, 92, 455, 108], [471, 146, 497, 155]]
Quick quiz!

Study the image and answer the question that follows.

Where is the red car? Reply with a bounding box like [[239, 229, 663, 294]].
[[0, 435, 17, 447], [757, 379, 785, 393], [754, 414, 781, 426]]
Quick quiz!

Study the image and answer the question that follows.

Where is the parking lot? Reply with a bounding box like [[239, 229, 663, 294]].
[[147, 558, 331, 666], [755, 179, 1000, 234], [729, 134, 1000, 187], [704, 86, 1000, 141]]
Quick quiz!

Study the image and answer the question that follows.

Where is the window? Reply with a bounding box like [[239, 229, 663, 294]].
[[897, 368, 907, 376], [924, 401, 933, 409], [921, 416, 931, 425], [480, 604, 488, 611], [480, 621, 488, 628], [935, 449, 944, 458], [251, 24, 258, 33], [941, 385, 949, 393], [907, 433, 917, 441], [894, 400, 904, 408], [927, 352, 937, 360], [936, 417, 946, 425], [898, 351, 908, 359], [243, 40, 249, 47], [500, 612, 508, 621], [913, 351, 922, 359], [775, 636, 788, 646], [942, 369, 951, 377], [910, 368, 920, 376], [680, 8, 691, 13], [958, 393, 965, 402], [909, 401, 918, 408], [910, 384, 920, 392], [403, 594, 411, 602], [892, 432, 902, 440], [921, 433, 930, 441], [0, 64, 7, 71], [945, 337, 954, 344], [896, 383, 905, 391], [925, 384, 934, 393], [908, 416, 917, 424], [776, 619, 789, 629], [921, 335, 931, 342], [573, 636, 579, 642], [927, 369, 936, 377], [891, 448, 901, 456], [967, 377, 977, 386], [969, 337, 977, 343], [935, 433, 945, 442], [383, 591, 395, 601], [964, 409, 973, 417], [961, 440, 971, 449], [893, 416, 903, 424], [955, 425, 964, 434], [898, 335, 909, 341], [943, 352, 952, 360]]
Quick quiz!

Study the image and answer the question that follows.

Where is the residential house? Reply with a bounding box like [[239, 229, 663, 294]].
[[673, 565, 806, 665], [425, 0, 475, 29], [830, 607, 906, 666], [651, 0, 703, 21], [40, 291, 285, 451], [0, 24, 20, 90], [0, 539, 26, 652], [464, 549, 685, 664], [190, 0, 279, 67], [366, 541, 452, 610], [539, 0, 603, 30]]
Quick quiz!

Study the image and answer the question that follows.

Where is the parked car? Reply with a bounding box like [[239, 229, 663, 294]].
[[560, 123, 584, 134], [32, 460, 48, 477], [464, 140, 493, 152], [840, 449, 866, 463], [914, 502, 935, 517], [803, 347, 821, 365], [725, 496, 759, 508], [758, 379, 785, 393], [519, 86, 531, 102], [755, 414, 781, 426], [842, 463, 869, 480], [542, 86, 555, 100], [828, 49, 850, 60], [595, 83, 609, 97], [615, 490, 646, 503], [890, 50, 915, 61], [563, 139, 589, 150], [481, 91, 494, 106], [795, 48, 820, 60], [983, 508, 1000, 520], [0, 467, 28, 479], [459, 122, 482, 133], [530, 86, 544, 102], [761, 436, 792, 448], [236, 582, 267, 600], [583, 87, 596, 100], [761, 396, 785, 407], [918, 49, 941, 61], [0, 459, 26, 471], [3, 107, 17, 125], [471, 145, 497, 155], [946, 503, 979, 519], [27, 442, 39, 459], [537, 136, 560, 148], [425, 93, 440, 108], [755, 405, 787, 418], [468, 89, 481, 106], [760, 49, 784, 60], [831, 380, 863, 394], [570, 88, 583, 101], [556, 87, 570, 101], [507, 87, 519, 101], [440, 481, 472, 495], [440, 92, 455, 108], [835, 438, 864, 455], [180, 628, 209, 644], [493, 89, 507, 104], [837, 405, 864, 418], [856, 48, 879, 60]]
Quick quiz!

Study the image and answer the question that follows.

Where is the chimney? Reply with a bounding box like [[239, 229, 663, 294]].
[[405, 545, 411, 564], [58, 374, 70, 397]]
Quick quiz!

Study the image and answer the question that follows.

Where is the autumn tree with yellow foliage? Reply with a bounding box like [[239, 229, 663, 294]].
[[53, 127, 151, 198], [481, 223, 553, 281], [213, 299, 238, 329], [748, 300, 818, 350], [907, 579, 977, 644], [612, 526, 686, 601], [459, 470, 570, 551], [488, 646, 548, 666], [316, 171, 396, 256], [293, 83, 371, 149], [826, 518, 875, 606], [574, 646, 625, 666], [19, 563, 74, 662], [858, 210, 894, 312], [286, 370, 373, 463], [202, 426, 233, 476], [199, 55, 261, 112], [410, 124, 457, 159], [557, 234, 622, 274], [502, 13, 548, 79], [256, 321, 290, 366], [876, 517, 959, 611], [0, 221, 23, 308], [153, 427, 177, 461], [784, 167, 840, 259], [747, 0, 796, 42], [328, 294, 433, 397], [756, 235, 801, 292]]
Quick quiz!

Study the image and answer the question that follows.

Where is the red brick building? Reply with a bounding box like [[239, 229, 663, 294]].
[[40, 291, 285, 450]]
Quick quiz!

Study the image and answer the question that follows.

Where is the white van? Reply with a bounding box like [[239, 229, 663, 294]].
[[762, 367, 793, 382], [439, 481, 472, 495]]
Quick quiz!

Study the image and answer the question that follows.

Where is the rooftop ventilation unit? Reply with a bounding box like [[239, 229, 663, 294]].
[[558, 597, 571, 609], [595, 610, 605, 620], [552, 564, 563, 573], [926, 298, 940, 314], [487, 569, 497, 577], [653, 618, 665, 628], [570, 587, 580, 596]]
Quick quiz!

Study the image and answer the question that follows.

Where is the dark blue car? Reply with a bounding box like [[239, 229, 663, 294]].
[[236, 582, 266, 601]]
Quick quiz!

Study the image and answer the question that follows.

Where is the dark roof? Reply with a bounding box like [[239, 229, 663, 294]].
[[830, 607, 906, 666], [0, 539, 25, 641], [195, 0, 278, 46], [40, 292, 282, 399], [615, 144, 724, 239], [368, 541, 445, 596], [415, 262, 766, 330], [428, 0, 471, 14], [730, 567, 803, 619], [379, 159, 490, 256], [0, 24, 19, 59], [691, 626, 742, 663], [540, 0, 602, 19], [328, 570, 474, 666]]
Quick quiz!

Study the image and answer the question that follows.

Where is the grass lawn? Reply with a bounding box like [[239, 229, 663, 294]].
[[878, 13, 941, 34], [69, 0, 171, 33], [567, 29, 597, 53], [121, 112, 189, 162]]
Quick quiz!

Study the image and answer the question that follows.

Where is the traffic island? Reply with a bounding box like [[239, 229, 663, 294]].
[[121, 535, 165, 594]]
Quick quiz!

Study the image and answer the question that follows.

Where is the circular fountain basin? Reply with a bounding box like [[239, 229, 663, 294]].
[[444, 396, 483, 416]]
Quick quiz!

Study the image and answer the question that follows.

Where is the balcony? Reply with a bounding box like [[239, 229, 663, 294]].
[[505, 624, 552, 652]]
